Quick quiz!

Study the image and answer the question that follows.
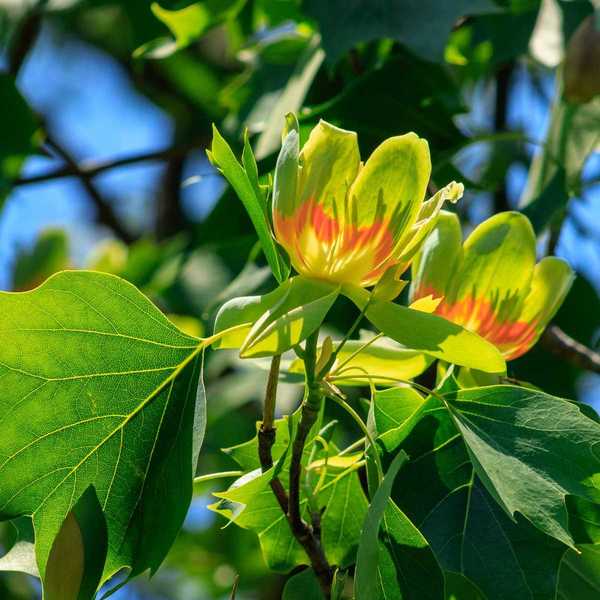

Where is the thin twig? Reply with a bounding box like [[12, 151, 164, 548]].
[[541, 325, 600, 374], [287, 330, 333, 595], [257, 356, 289, 512], [45, 136, 135, 243], [13, 143, 203, 186]]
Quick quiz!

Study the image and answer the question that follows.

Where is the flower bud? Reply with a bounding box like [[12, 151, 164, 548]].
[[564, 14, 600, 104]]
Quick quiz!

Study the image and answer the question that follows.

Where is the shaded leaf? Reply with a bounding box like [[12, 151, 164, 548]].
[[305, 0, 499, 63], [45, 487, 108, 600], [282, 568, 324, 600], [446, 385, 600, 547], [558, 544, 600, 599], [390, 396, 569, 600]]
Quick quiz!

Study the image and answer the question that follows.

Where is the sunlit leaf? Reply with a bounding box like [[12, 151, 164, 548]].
[[0, 271, 206, 593]]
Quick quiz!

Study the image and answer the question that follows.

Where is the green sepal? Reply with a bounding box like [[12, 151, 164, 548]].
[[240, 277, 339, 357], [209, 124, 289, 283], [343, 284, 505, 374]]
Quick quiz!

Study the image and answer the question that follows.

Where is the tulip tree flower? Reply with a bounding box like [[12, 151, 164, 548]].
[[210, 119, 506, 375], [410, 211, 575, 360], [272, 119, 463, 288]]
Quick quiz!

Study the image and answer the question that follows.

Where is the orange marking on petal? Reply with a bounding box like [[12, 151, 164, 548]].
[[429, 293, 538, 360], [274, 199, 396, 286]]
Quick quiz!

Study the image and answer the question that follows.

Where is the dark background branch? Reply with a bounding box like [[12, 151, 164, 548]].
[[542, 325, 600, 375]]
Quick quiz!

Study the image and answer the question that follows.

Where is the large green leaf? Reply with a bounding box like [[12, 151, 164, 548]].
[[389, 396, 568, 600], [305, 0, 498, 63], [445, 386, 600, 547], [0, 271, 206, 594], [208, 125, 289, 283], [343, 285, 505, 374]]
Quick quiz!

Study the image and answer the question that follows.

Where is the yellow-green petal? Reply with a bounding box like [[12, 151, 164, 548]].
[[507, 256, 575, 359], [297, 120, 360, 216], [410, 209, 463, 303], [348, 132, 431, 235], [447, 211, 536, 321]]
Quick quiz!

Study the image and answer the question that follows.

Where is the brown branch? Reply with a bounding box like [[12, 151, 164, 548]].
[[258, 344, 333, 596], [541, 325, 600, 374], [8, 7, 42, 75], [258, 356, 289, 513], [287, 331, 333, 595], [45, 136, 135, 243], [13, 143, 201, 187], [493, 61, 513, 213]]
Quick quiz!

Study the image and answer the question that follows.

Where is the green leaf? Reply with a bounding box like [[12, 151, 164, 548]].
[[445, 385, 600, 548], [241, 277, 339, 357], [391, 397, 568, 600], [320, 460, 368, 567], [558, 545, 600, 599], [282, 568, 324, 600], [310, 54, 466, 156], [208, 125, 289, 283], [354, 450, 408, 599], [305, 0, 499, 63], [444, 571, 486, 600], [45, 487, 107, 600], [343, 285, 505, 374], [135, 0, 246, 59], [214, 413, 366, 572], [12, 229, 70, 291], [0, 271, 205, 592], [370, 387, 427, 452]]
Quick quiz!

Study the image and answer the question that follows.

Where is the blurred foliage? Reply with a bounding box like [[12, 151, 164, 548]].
[[0, 0, 599, 598]]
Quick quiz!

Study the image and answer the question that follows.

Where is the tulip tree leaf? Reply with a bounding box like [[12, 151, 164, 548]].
[[445, 386, 600, 548], [305, 0, 499, 63], [0, 271, 206, 595], [289, 336, 433, 386], [343, 284, 505, 374], [135, 0, 246, 59], [390, 396, 569, 600]]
